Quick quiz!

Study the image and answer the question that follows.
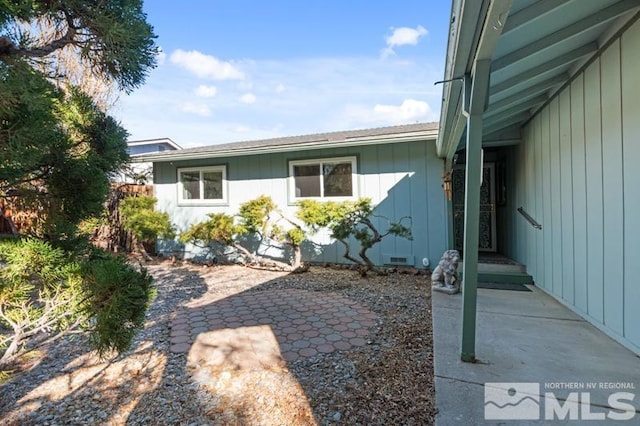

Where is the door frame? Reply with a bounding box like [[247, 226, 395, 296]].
[[452, 162, 498, 252]]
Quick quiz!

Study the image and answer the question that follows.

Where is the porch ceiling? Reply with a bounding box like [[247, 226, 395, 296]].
[[436, 0, 640, 161]]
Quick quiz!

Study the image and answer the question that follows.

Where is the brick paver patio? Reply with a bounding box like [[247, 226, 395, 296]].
[[169, 288, 377, 364]]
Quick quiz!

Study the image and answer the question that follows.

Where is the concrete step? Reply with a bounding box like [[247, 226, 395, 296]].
[[459, 271, 534, 285], [478, 262, 526, 274], [457, 261, 526, 274]]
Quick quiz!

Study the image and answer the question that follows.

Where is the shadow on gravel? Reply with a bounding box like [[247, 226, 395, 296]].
[[130, 265, 434, 425], [127, 265, 319, 425], [1, 263, 435, 425], [0, 263, 209, 425]]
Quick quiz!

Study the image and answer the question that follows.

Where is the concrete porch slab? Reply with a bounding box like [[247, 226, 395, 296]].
[[433, 286, 640, 425]]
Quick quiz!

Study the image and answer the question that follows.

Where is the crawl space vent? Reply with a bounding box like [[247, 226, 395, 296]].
[[382, 254, 414, 266]]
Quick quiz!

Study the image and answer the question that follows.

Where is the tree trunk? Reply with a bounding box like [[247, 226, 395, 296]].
[[292, 246, 303, 270], [0, 326, 23, 368], [232, 242, 306, 272], [357, 219, 386, 276], [358, 246, 386, 276], [136, 239, 153, 262], [289, 245, 308, 273], [233, 243, 255, 265], [337, 239, 361, 265]]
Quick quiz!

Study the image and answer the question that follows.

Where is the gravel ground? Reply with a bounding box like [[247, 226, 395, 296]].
[[0, 261, 435, 425]]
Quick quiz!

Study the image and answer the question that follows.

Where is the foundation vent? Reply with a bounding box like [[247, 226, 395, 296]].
[[382, 254, 414, 266]]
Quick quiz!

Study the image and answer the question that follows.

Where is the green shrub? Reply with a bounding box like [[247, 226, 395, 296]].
[[180, 212, 241, 247], [119, 195, 175, 259], [181, 196, 307, 271], [81, 250, 154, 355], [119, 196, 175, 241], [0, 238, 154, 367], [297, 197, 412, 275]]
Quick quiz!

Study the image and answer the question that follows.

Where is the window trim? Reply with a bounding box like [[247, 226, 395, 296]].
[[177, 165, 228, 205], [288, 156, 358, 202]]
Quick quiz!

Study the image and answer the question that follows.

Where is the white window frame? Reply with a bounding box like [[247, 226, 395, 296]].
[[288, 156, 358, 202], [177, 165, 227, 205]]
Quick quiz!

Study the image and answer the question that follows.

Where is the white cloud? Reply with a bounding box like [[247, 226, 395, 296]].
[[195, 85, 217, 98], [170, 49, 244, 80], [117, 56, 444, 146], [344, 99, 435, 126], [387, 25, 428, 46], [275, 83, 286, 93], [178, 102, 211, 117], [381, 25, 428, 59], [239, 93, 256, 104], [374, 99, 431, 122]]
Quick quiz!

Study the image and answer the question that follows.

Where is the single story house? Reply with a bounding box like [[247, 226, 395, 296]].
[[437, 0, 640, 358], [136, 0, 640, 359], [137, 123, 449, 269]]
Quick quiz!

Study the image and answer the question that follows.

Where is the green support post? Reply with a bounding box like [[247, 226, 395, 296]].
[[460, 61, 491, 362], [461, 113, 483, 362], [448, 0, 511, 362]]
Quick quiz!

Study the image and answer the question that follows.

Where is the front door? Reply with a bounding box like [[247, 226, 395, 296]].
[[452, 163, 497, 252]]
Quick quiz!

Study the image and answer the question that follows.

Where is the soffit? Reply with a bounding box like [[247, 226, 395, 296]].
[[437, 0, 640, 157]]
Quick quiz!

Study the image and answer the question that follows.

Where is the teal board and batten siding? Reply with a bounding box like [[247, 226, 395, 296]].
[[152, 140, 448, 268], [503, 19, 640, 354]]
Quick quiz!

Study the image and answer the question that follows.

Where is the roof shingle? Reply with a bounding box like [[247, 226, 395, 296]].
[[136, 122, 438, 162]]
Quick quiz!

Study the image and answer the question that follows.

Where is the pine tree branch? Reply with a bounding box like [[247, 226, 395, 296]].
[[0, 305, 18, 329], [0, 13, 77, 59]]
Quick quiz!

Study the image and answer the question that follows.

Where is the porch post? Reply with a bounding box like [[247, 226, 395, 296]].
[[460, 113, 483, 362], [435, 0, 511, 362], [460, 59, 491, 362]]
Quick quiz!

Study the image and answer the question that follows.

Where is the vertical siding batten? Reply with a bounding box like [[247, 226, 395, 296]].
[[541, 105, 553, 292], [570, 75, 588, 313], [535, 114, 544, 286], [392, 143, 412, 257], [559, 88, 575, 304], [600, 39, 625, 336], [516, 142, 526, 262], [621, 19, 640, 344], [426, 141, 448, 262], [549, 98, 563, 297], [584, 59, 605, 323], [409, 142, 430, 266], [525, 121, 536, 278], [374, 144, 395, 264]]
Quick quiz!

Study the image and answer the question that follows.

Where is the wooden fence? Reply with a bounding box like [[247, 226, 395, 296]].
[[1, 183, 154, 253], [92, 183, 154, 253], [0, 200, 17, 235]]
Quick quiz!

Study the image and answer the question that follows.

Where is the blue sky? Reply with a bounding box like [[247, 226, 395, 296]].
[[114, 1, 452, 148]]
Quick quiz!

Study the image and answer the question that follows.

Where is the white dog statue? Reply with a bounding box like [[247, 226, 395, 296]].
[[431, 250, 461, 294]]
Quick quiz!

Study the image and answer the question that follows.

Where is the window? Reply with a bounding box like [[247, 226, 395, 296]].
[[178, 166, 227, 204], [289, 156, 357, 201]]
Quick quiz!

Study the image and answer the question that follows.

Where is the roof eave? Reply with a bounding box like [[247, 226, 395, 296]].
[[127, 138, 183, 150], [436, 0, 487, 160], [131, 129, 439, 163]]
